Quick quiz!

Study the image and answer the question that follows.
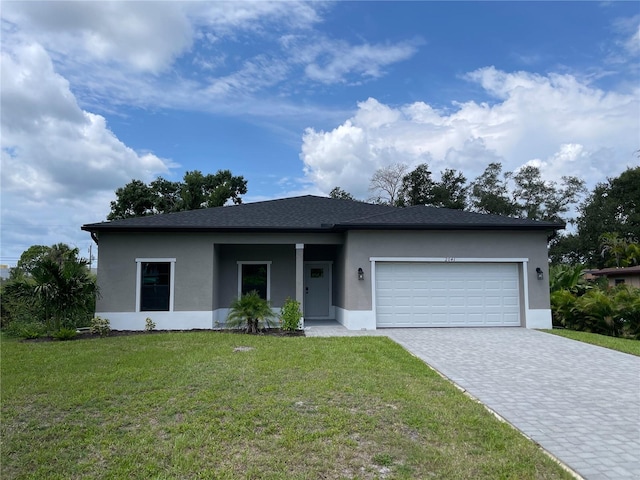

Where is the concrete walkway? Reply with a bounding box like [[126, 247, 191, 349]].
[[305, 324, 640, 480]]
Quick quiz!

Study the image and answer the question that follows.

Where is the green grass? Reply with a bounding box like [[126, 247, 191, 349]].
[[1, 332, 572, 479], [542, 329, 640, 356]]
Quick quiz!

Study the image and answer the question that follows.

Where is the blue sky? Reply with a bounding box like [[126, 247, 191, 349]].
[[1, 1, 639, 267]]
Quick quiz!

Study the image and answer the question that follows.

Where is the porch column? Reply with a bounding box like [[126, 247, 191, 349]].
[[295, 244, 304, 325]]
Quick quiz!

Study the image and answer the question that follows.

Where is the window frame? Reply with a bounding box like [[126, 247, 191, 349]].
[[237, 261, 272, 300], [136, 258, 176, 312]]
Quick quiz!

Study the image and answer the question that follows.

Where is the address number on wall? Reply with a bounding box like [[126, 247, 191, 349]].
[[444, 257, 456, 262]]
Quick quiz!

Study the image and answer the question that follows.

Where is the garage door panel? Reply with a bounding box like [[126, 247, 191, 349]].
[[376, 262, 520, 327]]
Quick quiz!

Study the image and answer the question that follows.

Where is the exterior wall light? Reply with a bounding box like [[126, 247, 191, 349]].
[[536, 267, 544, 280], [358, 267, 364, 280]]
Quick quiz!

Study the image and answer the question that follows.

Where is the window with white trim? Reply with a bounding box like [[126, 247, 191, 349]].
[[237, 261, 271, 300], [136, 258, 175, 312]]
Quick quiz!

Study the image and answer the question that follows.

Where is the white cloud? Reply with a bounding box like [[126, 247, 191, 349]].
[[303, 38, 421, 84], [0, 38, 173, 263], [300, 67, 639, 198], [2, 1, 193, 73]]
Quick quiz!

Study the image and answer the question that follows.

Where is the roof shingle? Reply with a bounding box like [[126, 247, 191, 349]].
[[81, 195, 564, 233]]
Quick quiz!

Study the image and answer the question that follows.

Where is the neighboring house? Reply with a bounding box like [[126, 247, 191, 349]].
[[589, 266, 640, 288], [81, 195, 563, 331]]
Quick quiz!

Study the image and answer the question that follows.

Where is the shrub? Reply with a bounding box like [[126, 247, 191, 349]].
[[90, 316, 111, 337], [614, 286, 640, 339], [226, 291, 277, 334], [280, 297, 302, 331], [145, 317, 156, 332], [52, 328, 78, 341], [574, 289, 623, 337], [550, 289, 578, 329], [5, 321, 47, 339]]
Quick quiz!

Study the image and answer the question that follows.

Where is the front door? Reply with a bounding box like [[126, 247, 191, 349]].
[[304, 263, 331, 318]]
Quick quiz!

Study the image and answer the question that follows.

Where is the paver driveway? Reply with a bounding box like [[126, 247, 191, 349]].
[[384, 328, 640, 480]]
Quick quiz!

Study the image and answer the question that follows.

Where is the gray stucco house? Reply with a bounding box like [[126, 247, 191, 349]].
[[82, 195, 563, 331]]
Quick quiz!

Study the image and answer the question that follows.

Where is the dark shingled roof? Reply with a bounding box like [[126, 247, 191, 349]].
[[81, 195, 564, 233]]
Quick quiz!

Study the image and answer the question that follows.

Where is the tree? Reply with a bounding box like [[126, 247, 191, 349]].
[[511, 166, 586, 222], [368, 163, 408, 206], [108, 179, 156, 220], [329, 187, 355, 200], [12, 243, 80, 279], [108, 169, 247, 220], [28, 257, 97, 331], [150, 177, 181, 214], [469, 162, 518, 216], [566, 167, 640, 267], [397, 163, 433, 206], [430, 168, 468, 209], [600, 233, 640, 268], [2, 244, 97, 333]]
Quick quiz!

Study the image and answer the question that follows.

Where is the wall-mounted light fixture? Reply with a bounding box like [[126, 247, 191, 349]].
[[536, 267, 544, 280], [357, 267, 364, 280]]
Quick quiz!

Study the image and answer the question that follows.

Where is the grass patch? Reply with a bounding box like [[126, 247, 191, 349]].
[[542, 329, 640, 356], [1, 332, 572, 479]]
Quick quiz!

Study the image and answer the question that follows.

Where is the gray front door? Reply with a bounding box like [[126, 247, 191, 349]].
[[304, 263, 331, 318]]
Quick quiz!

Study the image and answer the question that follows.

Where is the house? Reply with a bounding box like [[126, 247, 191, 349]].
[[589, 266, 640, 288], [81, 195, 563, 331]]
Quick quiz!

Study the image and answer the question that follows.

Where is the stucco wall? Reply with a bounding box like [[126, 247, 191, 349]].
[[95, 229, 552, 328], [216, 244, 295, 309], [96, 232, 216, 313], [341, 230, 552, 312], [95, 231, 344, 314]]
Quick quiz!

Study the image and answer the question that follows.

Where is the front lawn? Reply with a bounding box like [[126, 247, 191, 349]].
[[542, 329, 640, 356], [1, 333, 572, 479]]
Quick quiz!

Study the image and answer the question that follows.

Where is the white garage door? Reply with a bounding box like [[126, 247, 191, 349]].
[[375, 262, 521, 327]]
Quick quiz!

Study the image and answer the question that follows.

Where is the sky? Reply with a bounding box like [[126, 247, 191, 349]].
[[1, 1, 639, 268]]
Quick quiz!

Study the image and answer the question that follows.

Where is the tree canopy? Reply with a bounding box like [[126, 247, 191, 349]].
[[108, 170, 247, 220], [551, 166, 640, 266], [329, 187, 355, 200], [368, 163, 408, 205], [1, 243, 96, 333]]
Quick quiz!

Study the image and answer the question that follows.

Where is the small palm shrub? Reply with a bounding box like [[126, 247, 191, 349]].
[[52, 327, 78, 341], [90, 316, 111, 336], [550, 289, 578, 329], [226, 291, 276, 334], [280, 297, 302, 331]]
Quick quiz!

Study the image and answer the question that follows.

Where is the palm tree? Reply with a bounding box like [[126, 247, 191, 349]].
[[29, 257, 97, 331], [600, 233, 627, 268], [226, 291, 276, 334]]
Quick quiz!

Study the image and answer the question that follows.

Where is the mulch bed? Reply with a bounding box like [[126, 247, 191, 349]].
[[23, 328, 305, 342]]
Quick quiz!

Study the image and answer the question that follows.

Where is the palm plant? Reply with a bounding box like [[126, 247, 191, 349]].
[[574, 289, 622, 337], [549, 264, 588, 294], [550, 289, 578, 329], [29, 257, 97, 331], [614, 285, 640, 339], [226, 291, 277, 334]]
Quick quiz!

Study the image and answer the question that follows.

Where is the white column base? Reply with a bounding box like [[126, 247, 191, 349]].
[[335, 307, 376, 330], [525, 309, 552, 329]]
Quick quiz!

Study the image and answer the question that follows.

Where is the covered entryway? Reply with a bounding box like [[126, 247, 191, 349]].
[[375, 262, 521, 327]]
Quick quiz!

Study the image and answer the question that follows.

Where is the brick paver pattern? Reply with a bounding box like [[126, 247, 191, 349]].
[[305, 325, 640, 480]]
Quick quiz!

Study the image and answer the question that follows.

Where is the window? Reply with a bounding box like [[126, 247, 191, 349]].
[[136, 258, 175, 312], [615, 278, 625, 286], [238, 262, 271, 300]]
